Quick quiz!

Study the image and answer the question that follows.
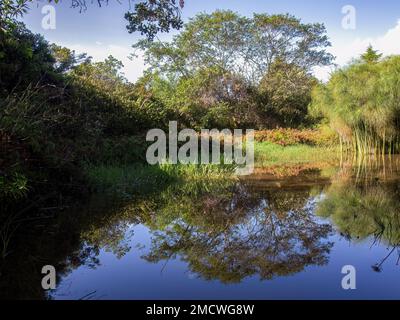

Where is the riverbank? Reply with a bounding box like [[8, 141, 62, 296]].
[[82, 141, 340, 194], [84, 162, 237, 195], [254, 142, 340, 166]]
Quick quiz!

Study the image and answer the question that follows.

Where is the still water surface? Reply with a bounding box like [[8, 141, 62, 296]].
[[3, 158, 400, 299]]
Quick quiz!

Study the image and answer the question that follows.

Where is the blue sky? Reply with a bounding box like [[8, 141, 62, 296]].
[[22, 0, 400, 81]]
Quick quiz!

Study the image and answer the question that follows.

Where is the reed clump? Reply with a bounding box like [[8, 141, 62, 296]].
[[310, 53, 400, 156]]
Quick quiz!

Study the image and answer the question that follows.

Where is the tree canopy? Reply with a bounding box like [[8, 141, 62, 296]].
[[135, 10, 333, 83], [361, 45, 383, 64], [133, 10, 330, 128]]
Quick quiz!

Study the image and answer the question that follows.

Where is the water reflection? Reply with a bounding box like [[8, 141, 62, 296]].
[[139, 184, 333, 283], [316, 157, 400, 273], [2, 157, 400, 299]]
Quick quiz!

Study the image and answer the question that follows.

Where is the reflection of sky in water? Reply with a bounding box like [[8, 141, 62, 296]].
[[50, 189, 400, 300], [51, 223, 400, 300], [37, 159, 400, 300]]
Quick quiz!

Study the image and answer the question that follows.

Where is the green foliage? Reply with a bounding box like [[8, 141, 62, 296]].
[[136, 10, 333, 82], [84, 164, 173, 194], [361, 45, 382, 64], [259, 59, 318, 127], [141, 67, 258, 129], [0, 172, 29, 200], [135, 10, 333, 128], [0, 23, 171, 211], [125, 0, 185, 41], [254, 141, 339, 166], [84, 163, 235, 195], [0, 0, 32, 32], [0, 1, 184, 41], [50, 44, 90, 73], [310, 50, 400, 154], [0, 22, 57, 92]]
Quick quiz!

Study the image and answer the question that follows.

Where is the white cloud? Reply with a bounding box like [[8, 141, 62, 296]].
[[59, 42, 146, 83], [314, 19, 400, 82], [312, 65, 336, 83]]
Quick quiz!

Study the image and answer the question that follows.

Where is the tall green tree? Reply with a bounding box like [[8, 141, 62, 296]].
[[361, 45, 382, 64], [135, 10, 332, 128], [135, 10, 333, 83], [0, 22, 56, 91], [50, 44, 91, 73], [125, 0, 185, 41]]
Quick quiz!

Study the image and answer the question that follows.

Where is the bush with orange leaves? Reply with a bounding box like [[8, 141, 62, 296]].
[[255, 127, 337, 147]]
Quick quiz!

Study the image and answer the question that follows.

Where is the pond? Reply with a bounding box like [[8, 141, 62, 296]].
[[2, 157, 400, 300]]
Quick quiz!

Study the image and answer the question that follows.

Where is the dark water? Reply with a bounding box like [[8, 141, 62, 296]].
[[2, 158, 400, 300]]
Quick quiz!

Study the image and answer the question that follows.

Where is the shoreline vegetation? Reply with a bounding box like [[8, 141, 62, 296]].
[[311, 48, 400, 156], [83, 144, 340, 194], [83, 127, 340, 194]]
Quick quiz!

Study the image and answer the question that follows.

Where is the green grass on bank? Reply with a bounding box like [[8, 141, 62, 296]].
[[84, 142, 340, 195], [84, 163, 236, 195], [254, 141, 340, 166]]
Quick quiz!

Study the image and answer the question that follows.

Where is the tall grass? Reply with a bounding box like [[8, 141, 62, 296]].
[[84, 163, 236, 195], [310, 55, 400, 156], [254, 141, 340, 166]]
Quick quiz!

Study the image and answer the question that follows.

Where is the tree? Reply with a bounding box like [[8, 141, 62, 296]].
[[125, 0, 185, 41], [0, 22, 56, 91], [135, 10, 332, 128], [361, 45, 382, 64], [0, 0, 31, 32], [50, 44, 91, 73], [135, 10, 334, 84], [259, 59, 317, 127], [251, 13, 333, 80]]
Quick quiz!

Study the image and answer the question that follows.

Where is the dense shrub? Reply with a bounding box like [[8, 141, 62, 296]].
[[135, 10, 333, 129], [258, 59, 318, 127], [0, 26, 163, 205]]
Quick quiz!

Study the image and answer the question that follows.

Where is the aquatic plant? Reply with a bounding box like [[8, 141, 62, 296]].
[[310, 52, 400, 155]]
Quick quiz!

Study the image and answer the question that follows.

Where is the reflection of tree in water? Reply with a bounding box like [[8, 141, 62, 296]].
[[0, 175, 334, 298], [0, 195, 138, 299], [316, 161, 400, 271], [140, 183, 333, 283], [6, 160, 400, 298], [0, 217, 102, 299], [81, 221, 134, 260]]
